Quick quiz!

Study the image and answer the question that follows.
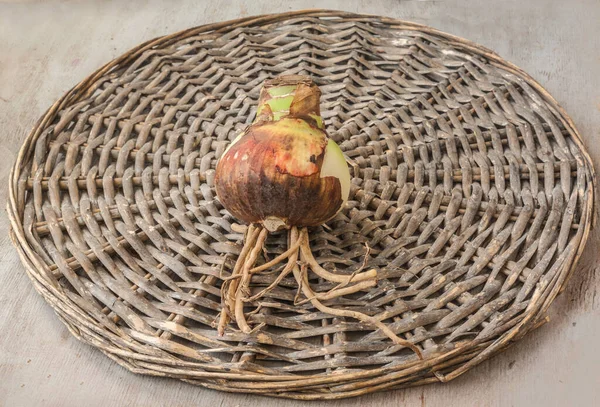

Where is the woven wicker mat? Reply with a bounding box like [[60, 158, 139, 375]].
[[8, 10, 595, 400]]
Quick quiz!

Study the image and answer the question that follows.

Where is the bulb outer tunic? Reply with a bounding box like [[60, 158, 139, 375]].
[[214, 76, 350, 231]]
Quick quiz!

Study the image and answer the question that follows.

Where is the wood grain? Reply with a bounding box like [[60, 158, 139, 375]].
[[1, 0, 599, 406]]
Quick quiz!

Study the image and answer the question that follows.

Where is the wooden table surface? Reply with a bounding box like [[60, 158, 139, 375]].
[[1, 1, 599, 406]]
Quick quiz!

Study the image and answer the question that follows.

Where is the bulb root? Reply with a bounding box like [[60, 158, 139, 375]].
[[217, 224, 423, 359]]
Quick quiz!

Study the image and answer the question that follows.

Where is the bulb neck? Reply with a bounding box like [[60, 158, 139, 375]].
[[255, 75, 324, 129]]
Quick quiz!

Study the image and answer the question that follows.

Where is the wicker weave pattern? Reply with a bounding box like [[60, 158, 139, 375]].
[[8, 11, 594, 399]]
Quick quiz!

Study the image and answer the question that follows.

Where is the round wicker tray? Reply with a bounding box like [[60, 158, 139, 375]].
[[8, 10, 594, 400]]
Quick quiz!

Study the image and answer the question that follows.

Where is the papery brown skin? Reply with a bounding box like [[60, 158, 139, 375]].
[[215, 118, 344, 229]]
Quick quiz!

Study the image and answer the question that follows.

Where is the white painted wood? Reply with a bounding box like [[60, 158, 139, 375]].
[[1, 1, 599, 405]]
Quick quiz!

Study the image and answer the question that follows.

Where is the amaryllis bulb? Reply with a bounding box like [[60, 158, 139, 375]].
[[215, 75, 351, 232]]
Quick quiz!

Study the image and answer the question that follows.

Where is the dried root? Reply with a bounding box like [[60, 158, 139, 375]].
[[217, 224, 423, 359]]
